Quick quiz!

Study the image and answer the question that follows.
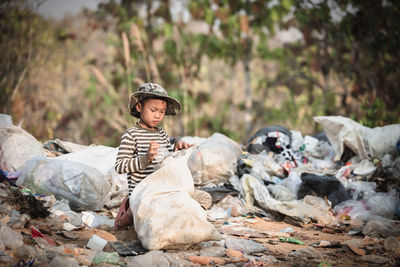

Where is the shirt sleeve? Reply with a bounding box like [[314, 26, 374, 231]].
[[114, 131, 151, 174]]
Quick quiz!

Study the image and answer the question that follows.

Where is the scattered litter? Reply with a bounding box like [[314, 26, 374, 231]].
[[86, 234, 108, 251], [279, 236, 304, 245], [108, 241, 146, 256], [92, 252, 120, 265]]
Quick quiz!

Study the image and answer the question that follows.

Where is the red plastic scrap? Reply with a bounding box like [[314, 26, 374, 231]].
[[31, 226, 56, 245]]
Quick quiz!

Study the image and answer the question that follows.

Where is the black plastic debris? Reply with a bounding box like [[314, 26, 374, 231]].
[[109, 241, 147, 257], [297, 173, 351, 207]]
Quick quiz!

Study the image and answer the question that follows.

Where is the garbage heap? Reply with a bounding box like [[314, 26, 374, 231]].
[[0, 113, 400, 266]]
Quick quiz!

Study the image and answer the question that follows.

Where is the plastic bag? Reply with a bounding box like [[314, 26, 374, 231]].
[[188, 133, 242, 185], [0, 126, 45, 171], [366, 191, 398, 218], [17, 157, 112, 211], [314, 116, 400, 161], [57, 145, 128, 206], [130, 148, 222, 250], [333, 199, 372, 222]]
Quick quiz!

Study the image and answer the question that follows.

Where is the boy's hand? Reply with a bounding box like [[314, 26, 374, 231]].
[[174, 140, 194, 151], [147, 141, 160, 162]]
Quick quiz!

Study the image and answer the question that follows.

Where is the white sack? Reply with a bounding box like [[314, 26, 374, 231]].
[[0, 126, 45, 171], [187, 133, 242, 185], [130, 148, 222, 250], [314, 116, 400, 161], [17, 157, 112, 211]]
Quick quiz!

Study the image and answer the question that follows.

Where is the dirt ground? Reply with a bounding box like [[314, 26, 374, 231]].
[[24, 213, 398, 267]]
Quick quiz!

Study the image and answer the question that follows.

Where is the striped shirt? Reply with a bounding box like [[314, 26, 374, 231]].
[[115, 122, 173, 195]]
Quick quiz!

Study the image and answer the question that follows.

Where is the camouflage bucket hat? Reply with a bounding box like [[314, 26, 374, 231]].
[[128, 83, 181, 118]]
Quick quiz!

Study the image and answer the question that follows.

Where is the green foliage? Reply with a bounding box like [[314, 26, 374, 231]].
[[359, 98, 400, 128]]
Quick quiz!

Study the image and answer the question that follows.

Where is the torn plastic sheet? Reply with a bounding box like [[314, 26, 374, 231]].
[[240, 174, 337, 226]]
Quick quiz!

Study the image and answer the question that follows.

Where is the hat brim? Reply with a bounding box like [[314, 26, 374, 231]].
[[129, 91, 181, 118]]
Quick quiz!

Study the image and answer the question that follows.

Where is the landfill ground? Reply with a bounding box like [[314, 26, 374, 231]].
[[1, 115, 400, 266], [1, 190, 399, 267]]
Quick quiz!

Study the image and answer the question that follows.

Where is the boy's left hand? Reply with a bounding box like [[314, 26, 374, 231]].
[[174, 140, 194, 151]]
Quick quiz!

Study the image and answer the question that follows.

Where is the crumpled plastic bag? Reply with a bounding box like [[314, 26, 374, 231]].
[[130, 148, 222, 250], [16, 157, 112, 211], [187, 133, 242, 185], [57, 145, 128, 207], [314, 116, 400, 161], [0, 126, 45, 172]]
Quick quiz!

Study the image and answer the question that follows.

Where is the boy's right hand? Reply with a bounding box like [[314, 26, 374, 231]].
[[147, 141, 159, 162]]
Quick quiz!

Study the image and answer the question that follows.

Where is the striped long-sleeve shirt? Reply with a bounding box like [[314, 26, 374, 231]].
[[115, 122, 173, 195]]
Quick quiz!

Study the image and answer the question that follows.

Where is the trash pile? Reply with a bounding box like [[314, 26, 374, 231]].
[[1, 113, 400, 266]]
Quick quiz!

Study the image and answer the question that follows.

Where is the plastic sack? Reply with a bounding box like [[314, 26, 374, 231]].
[[188, 133, 242, 185], [130, 148, 222, 250], [314, 116, 400, 161], [0, 126, 45, 172], [16, 157, 112, 211]]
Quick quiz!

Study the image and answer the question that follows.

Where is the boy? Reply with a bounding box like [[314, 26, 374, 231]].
[[114, 82, 192, 230]]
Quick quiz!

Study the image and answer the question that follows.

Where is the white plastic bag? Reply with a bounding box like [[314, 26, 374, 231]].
[[57, 145, 128, 201], [0, 126, 45, 171], [314, 116, 400, 161], [188, 133, 242, 185], [130, 148, 222, 250], [17, 157, 112, 211]]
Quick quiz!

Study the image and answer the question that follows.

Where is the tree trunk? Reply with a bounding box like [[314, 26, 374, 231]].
[[243, 37, 252, 141]]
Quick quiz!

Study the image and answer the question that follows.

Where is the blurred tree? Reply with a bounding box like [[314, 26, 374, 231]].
[[289, 0, 400, 126], [0, 0, 45, 114], [95, 0, 215, 137], [187, 0, 293, 140]]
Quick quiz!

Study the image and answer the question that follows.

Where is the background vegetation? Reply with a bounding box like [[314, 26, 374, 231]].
[[1, 0, 399, 146]]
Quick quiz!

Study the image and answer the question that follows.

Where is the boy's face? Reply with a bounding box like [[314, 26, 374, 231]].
[[136, 98, 167, 130]]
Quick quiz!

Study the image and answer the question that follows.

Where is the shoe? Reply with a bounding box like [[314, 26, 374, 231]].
[[114, 197, 133, 230]]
